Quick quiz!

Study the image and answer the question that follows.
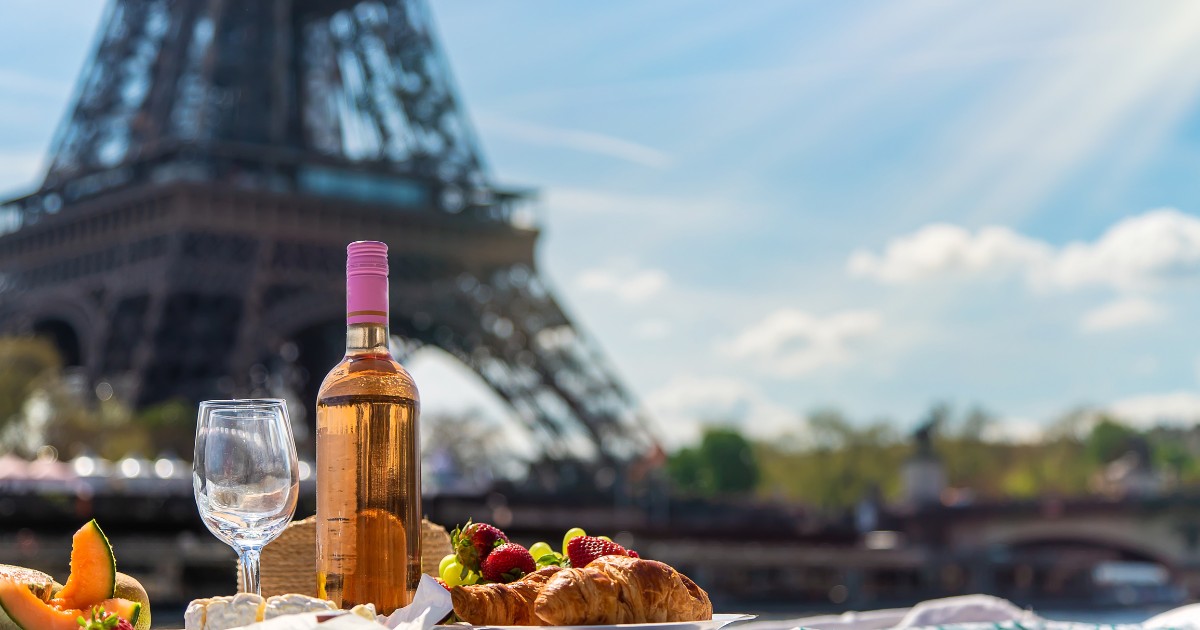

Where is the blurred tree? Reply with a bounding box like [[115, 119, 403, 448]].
[[138, 399, 197, 457], [667, 426, 760, 496], [1086, 417, 1139, 464], [698, 427, 759, 493], [0, 337, 60, 439], [667, 446, 704, 494], [756, 409, 905, 508]]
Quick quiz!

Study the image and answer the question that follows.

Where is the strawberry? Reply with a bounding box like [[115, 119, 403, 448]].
[[481, 542, 536, 583], [566, 535, 633, 568], [452, 520, 509, 572], [114, 620, 134, 630]]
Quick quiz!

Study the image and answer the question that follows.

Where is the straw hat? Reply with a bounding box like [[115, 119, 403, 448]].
[[240, 516, 453, 597]]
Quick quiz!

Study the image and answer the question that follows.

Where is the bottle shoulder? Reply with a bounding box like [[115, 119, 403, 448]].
[[317, 354, 420, 402]]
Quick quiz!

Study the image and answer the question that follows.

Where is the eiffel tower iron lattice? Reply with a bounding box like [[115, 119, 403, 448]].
[[0, 0, 660, 469]]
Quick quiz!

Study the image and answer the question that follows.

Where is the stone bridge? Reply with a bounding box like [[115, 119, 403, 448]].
[[908, 495, 1200, 596]]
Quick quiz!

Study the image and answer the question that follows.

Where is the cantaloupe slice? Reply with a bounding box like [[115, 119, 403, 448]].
[[0, 581, 143, 630], [0, 565, 55, 603], [51, 519, 116, 610], [99, 598, 143, 628], [0, 580, 80, 630]]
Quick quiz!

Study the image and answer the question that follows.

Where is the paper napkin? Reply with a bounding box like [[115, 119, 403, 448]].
[[382, 575, 454, 629]]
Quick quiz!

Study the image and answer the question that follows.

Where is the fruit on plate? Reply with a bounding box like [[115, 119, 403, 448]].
[[566, 535, 636, 568], [52, 519, 116, 610], [0, 581, 142, 630], [79, 602, 138, 630], [0, 566, 56, 603], [481, 543, 536, 583], [0, 520, 148, 630], [451, 521, 509, 573]]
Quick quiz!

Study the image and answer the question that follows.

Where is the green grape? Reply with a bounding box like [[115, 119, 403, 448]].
[[529, 541, 553, 559], [439, 554, 457, 575], [442, 561, 467, 586], [562, 527, 586, 554], [463, 571, 480, 585]]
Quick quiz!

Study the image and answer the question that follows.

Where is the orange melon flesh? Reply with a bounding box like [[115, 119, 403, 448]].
[[0, 580, 81, 630], [53, 519, 116, 610], [99, 597, 142, 626]]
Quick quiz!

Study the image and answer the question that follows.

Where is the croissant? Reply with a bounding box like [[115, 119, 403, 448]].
[[533, 555, 712, 625], [450, 566, 562, 625]]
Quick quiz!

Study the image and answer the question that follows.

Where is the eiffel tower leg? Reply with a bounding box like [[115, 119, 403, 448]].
[[126, 236, 179, 405], [415, 265, 659, 477], [228, 239, 277, 397]]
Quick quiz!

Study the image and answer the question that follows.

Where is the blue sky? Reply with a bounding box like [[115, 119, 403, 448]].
[[4, 1, 1200, 446]]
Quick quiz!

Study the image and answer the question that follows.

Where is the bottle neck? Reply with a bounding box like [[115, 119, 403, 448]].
[[346, 322, 390, 355]]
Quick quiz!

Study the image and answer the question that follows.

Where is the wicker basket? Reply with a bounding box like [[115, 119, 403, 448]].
[[239, 516, 453, 597]]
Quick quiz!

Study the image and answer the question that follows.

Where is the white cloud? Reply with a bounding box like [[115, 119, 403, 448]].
[[475, 111, 671, 169], [633, 319, 672, 339], [1079, 297, 1166, 333], [1105, 392, 1200, 428], [644, 375, 800, 446], [721, 308, 882, 378], [1045, 209, 1200, 291], [576, 263, 668, 303], [850, 208, 1200, 294], [848, 223, 1050, 284]]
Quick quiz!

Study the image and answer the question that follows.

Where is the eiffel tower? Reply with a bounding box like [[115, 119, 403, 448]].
[[0, 0, 659, 470]]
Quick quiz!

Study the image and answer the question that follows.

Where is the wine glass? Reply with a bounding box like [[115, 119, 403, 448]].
[[193, 399, 299, 595]]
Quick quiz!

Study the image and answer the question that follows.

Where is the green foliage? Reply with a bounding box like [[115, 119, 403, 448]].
[[0, 335, 197, 460], [1086, 417, 1138, 464], [666, 403, 1200, 508], [667, 447, 704, 493], [0, 337, 60, 430], [668, 427, 760, 495]]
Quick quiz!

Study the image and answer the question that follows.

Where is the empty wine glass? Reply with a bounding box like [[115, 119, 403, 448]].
[[194, 399, 299, 595]]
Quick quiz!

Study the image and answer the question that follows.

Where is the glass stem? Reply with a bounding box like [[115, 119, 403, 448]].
[[239, 547, 262, 595]]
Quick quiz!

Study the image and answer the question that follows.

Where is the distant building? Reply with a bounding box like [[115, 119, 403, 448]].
[[1092, 450, 1166, 498], [902, 421, 946, 506]]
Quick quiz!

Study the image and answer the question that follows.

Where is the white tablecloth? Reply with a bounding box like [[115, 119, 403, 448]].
[[735, 595, 1200, 630]]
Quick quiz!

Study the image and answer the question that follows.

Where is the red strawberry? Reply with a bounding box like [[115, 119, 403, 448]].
[[452, 520, 509, 572], [481, 543, 536, 583], [628, 550, 640, 558], [566, 535, 633, 568], [114, 619, 135, 630]]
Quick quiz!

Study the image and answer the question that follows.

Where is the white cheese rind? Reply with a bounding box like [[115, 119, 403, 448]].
[[262, 593, 336, 619], [187, 593, 346, 630], [184, 598, 210, 630], [198, 593, 265, 630]]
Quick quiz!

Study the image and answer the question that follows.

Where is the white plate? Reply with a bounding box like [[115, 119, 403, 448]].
[[451, 612, 757, 630]]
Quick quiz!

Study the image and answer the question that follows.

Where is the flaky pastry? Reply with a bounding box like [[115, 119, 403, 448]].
[[450, 566, 562, 625], [533, 555, 712, 625]]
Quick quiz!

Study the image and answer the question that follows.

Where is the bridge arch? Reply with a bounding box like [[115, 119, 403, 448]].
[[972, 516, 1182, 571]]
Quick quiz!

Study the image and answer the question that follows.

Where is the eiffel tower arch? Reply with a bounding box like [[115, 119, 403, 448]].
[[0, 0, 659, 472]]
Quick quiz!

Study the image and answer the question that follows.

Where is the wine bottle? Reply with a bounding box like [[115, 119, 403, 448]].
[[316, 241, 421, 614]]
